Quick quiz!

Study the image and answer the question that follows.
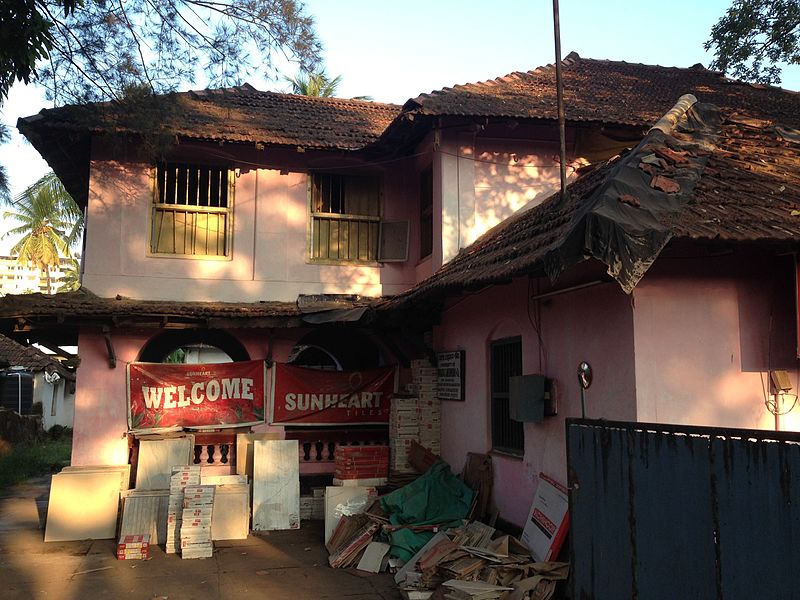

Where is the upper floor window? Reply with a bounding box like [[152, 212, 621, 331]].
[[309, 173, 381, 263], [151, 162, 233, 257], [419, 166, 433, 260]]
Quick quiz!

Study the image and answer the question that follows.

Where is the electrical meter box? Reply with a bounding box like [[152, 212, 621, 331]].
[[509, 375, 555, 423]]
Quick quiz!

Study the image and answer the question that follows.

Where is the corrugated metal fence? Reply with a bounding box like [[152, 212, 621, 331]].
[[567, 418, 800, 599]]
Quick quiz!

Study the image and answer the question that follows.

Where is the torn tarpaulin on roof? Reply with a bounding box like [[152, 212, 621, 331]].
[[543, 99, 721, 293]]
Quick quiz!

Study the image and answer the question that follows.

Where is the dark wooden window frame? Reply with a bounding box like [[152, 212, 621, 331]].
[[490, 336, 524, 455], [308, 172, 382, 264]]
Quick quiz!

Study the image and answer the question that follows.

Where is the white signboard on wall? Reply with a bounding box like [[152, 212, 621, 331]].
[[436, 350, 465, 401]]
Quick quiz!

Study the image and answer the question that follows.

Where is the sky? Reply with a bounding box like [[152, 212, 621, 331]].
[[0, 0, 798, 251]]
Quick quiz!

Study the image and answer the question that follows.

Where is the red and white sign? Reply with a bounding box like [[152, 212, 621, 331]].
[[270, 364, 395, 426], [521, 472, 570, 562], [127, 360, 266, 431]]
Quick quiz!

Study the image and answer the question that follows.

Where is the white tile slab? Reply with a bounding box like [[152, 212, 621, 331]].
[[45, 472, 120, 542], [252, 440, 299, 531], [136, 437, 194, 490]]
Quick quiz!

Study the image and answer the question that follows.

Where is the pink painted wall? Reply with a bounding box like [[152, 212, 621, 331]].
[[433, 272, 637, 527], [72, 327, 309, 466], [72, 331, 147, 465], [81, 142, 419, 303], [632, 251, 800, 432]]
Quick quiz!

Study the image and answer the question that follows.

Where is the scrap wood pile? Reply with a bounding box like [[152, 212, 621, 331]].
[[325, 451, 568, 600], [398, 522, 568, 600]]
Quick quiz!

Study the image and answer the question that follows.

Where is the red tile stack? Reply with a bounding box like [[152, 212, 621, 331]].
[[334, 445, 389, 480]]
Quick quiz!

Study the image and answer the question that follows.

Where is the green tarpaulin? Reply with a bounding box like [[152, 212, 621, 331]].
[[380, 461, 475, 561]]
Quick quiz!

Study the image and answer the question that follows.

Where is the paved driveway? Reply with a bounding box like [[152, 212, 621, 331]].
[[0, 477, 400, 600]]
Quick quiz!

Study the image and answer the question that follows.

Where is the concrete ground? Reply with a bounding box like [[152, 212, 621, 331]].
[[0, 477, 401, 600]]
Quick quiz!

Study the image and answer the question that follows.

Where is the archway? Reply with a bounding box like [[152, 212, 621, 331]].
[[137, 329, 250, 363]]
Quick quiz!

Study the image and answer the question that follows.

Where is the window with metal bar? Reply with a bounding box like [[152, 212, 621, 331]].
[[151, 162, 233, 257], [309, 173, 381, 263], [490, 336, 524, 455]]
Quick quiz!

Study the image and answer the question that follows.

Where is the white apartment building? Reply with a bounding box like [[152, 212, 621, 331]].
[[0, 256, 71, 295]]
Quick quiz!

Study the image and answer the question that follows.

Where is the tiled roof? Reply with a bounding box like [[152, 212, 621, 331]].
[[0, 289, 304, 326], [19, 84, 401, 150], [0, 332, 66, 374], [404, 52, 800, 128], [380, 100, 800, 309]]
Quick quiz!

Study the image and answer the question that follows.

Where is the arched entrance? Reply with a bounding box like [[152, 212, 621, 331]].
[[137, 330, 250, 363]]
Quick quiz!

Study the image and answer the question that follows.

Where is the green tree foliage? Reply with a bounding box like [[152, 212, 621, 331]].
[[284, 70, 372, 100], [3, 172, 83, 293], [0, 0, 322, 104], [0, 122, 9, 202], [285, 70, 343, 97], [705, 0, 800, 85], [58, 256, 81, 292]]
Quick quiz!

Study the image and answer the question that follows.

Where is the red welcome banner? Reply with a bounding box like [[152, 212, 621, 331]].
[[127, 360, 266, 431], [270, 364, 395, 426]]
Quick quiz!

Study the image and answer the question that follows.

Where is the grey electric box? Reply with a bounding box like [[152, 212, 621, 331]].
[[509, 374, 554, 423]]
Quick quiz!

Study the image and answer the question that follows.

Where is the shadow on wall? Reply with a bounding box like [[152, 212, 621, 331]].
[[737, 254, 797, 372]]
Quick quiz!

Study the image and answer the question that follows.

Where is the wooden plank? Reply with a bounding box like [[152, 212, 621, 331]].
[[236, 432, 282, 477], [45, 472, 120, 542], [212, 484, 250, 540], [136, 437, 194, 490], [252, 440, 299, 531], [324, 485, 376, 545], [119, 490, 169, 544]]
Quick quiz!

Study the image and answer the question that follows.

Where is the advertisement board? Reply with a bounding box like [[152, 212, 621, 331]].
[[270, 364, 395, 426], [127, 360, 266, 431]]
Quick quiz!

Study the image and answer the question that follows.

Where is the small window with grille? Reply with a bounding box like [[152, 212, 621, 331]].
[[151, 162, 233, 257], [309, 173, 381, 263], [490, 336, 524, 455]]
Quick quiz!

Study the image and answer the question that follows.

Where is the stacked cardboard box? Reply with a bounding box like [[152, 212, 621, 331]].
[[300, 487, 326, 522], [390, 396, 420, 474], [334, 445, 389, 481], [166, 465, 200, 554], [116, 533, 150, 560], [390, 359, 443, 476], [412, 359, 441, 456], [180, 485, 215, 559], [300, 495, 314, 521], [312, 487, 326, 519]]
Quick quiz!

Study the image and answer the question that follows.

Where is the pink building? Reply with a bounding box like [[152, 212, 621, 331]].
[[2, 53, 799, 530]]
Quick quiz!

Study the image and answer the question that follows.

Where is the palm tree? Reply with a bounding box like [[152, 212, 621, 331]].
[[3, 172, 84, 294], [0, 122, 10, 203], [58, 256, 81, 292], [284, 71, 372, 100], [285, 71, 343, 97]]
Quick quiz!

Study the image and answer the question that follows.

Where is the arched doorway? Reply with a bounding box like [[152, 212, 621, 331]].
[[287, 328, 382, 371], [137, 330, 250, 364]]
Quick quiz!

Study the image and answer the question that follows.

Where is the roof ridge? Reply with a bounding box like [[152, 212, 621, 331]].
[[188, 84, 399, 109]]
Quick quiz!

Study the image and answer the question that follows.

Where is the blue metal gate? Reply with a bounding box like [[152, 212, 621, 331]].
[[567, 418, 800, 599]]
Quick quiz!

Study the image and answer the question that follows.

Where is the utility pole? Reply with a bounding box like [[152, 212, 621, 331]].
[[552, 0, 568, 201]]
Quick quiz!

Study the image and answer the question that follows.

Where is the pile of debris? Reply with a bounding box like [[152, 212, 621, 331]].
[[324, 451, 568, 600]]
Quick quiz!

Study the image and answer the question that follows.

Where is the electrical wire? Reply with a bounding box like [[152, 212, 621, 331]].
[[761, 371, 799, 416]]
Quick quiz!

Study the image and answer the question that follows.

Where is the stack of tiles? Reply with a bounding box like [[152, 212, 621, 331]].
[[166, 465, 200, 554], [116, 534, 150, 560], [389, 396, 420, 474], [180, 485, 215, 559], [312, 487, 326, 520], [413, 359, 441, 455], [300, 495, 314, 521], [334, 445, 389, 482]]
